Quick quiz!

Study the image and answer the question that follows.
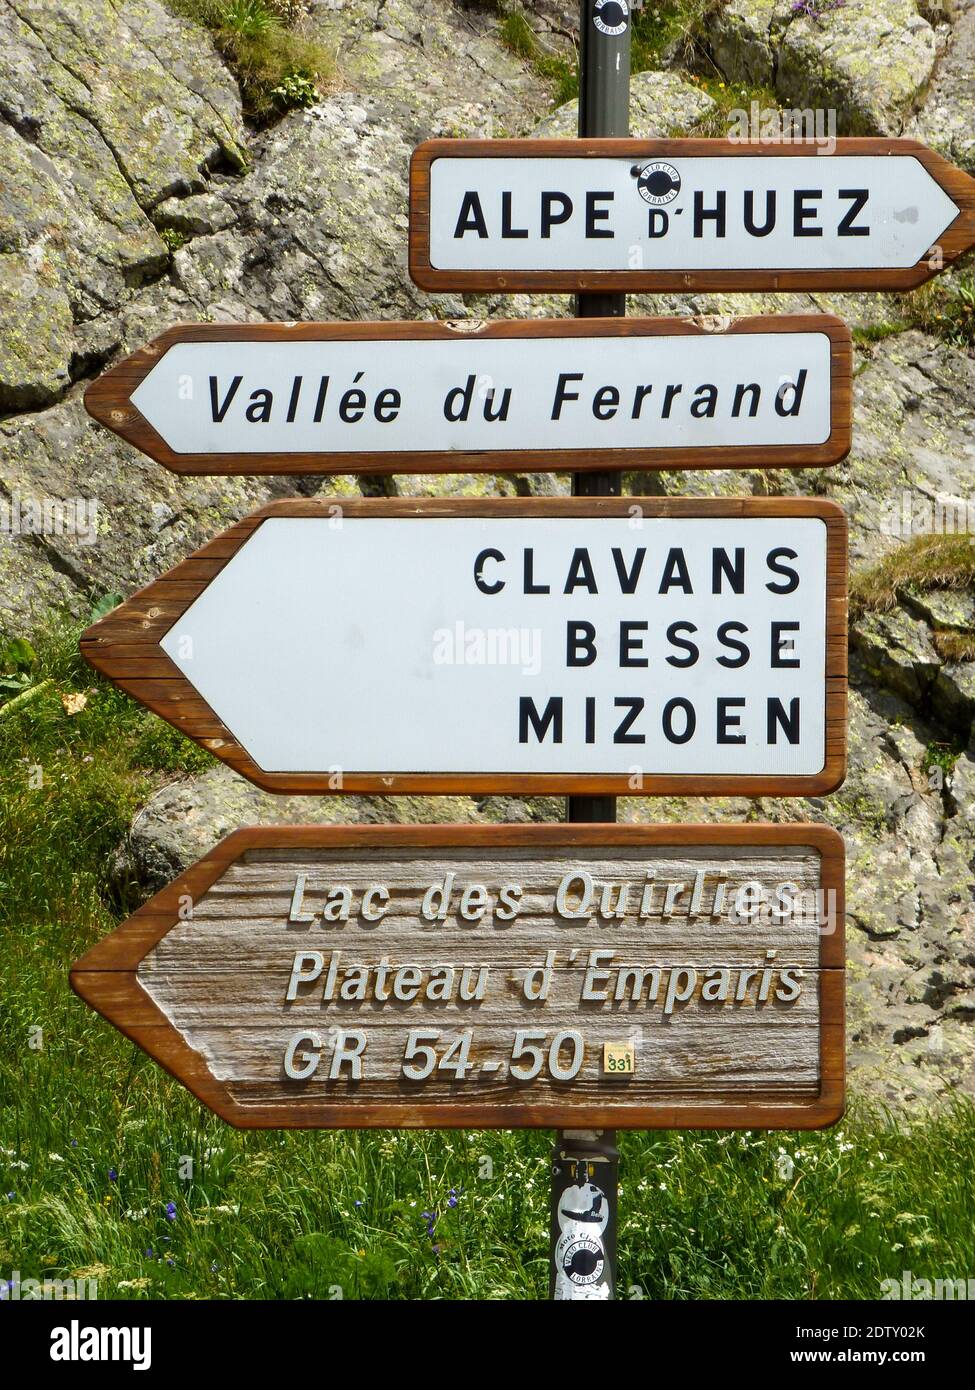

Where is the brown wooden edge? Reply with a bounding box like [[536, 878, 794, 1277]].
[[82, 315, 852, 475], [408, 137, 975, 293], [79, 495, 848, 798], [69, 822, 845, 1130]]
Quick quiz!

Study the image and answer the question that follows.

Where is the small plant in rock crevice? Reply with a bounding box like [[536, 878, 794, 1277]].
[[166, 0, 333, 121]]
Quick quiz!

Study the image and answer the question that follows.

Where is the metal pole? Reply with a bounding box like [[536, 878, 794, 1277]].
[[550, 0, 631, 1302], [550, 1130, 620, 1299]]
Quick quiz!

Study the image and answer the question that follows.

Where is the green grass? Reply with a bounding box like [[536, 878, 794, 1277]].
[[631, 0, 719, 73], [3, 1046, 974, 1299], [0, 609, 212, 919], [921, 741, 962, 788], [852, 321, 910, 345], [158, 227, 190, 254], [498, 10, 577, 107], [850, 270, 975, 354], [851, 533, 975, 661], [901, 273, 975, 349], [166, 0, 333, 121], [850, 533, 975, 620], [497, 0, 774, 127], [629, 0, 775, 132], [2, 611, 974, 1298]]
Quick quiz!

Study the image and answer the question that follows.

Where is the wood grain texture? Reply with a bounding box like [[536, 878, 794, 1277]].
[[78, 495, 848, 797], [82, 315, 852, 475], [70, 823, 845, 1129], [408, 137, 975, 292]]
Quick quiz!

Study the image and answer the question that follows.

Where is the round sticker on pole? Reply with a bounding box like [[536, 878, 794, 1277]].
[[636, 160, 682, 206], [593, 0, 629, 36]]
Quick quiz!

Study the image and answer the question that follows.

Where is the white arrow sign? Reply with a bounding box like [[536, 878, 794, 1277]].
[[83, 317, 851, 474], [81, 498, 848, 797], [409, 139, 975, 292]]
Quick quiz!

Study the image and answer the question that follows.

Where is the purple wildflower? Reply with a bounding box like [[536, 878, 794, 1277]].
[[791, 0, 843, 14], [108, 1167, 118, 1182], [165, 1201, 177, 1222]]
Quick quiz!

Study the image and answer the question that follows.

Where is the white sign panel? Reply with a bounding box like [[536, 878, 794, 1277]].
[[410, 139, 975, 291], [427, 155, 955, 272], [84, 319, 852, 473], [150, 507, 842, 784], [132, 333, 833, 455]]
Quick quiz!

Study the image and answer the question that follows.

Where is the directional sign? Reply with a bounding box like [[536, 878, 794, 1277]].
[[409, 138, 975, 293], [81, 497, 847, 796], [83, 316, 852, 474], [70, 824, 845, 1129]]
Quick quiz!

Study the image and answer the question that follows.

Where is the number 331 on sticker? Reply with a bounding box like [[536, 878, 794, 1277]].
[[603, 1042, 635, 1075]]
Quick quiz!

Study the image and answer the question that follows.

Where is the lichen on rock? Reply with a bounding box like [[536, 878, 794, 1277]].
[[533, 69, 717, 137], [0, 0, 245, 409], [708, 0, 937, 134]]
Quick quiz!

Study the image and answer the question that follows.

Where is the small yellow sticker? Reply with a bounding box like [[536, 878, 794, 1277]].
[[603, 1042, 635, 1075]]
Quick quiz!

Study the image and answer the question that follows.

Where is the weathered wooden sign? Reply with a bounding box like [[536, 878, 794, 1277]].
[[82, 316, 852, 474], [80, 497, 847, 797], [409, 138, 975, 292], [69, 824, 845, 1129]]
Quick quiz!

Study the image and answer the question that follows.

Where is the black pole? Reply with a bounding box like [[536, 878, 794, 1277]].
[[550, 0, 630, 1301]]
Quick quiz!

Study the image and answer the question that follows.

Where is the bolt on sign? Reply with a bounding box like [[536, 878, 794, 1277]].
[[69, 825, 845, 1129], [82, 316, 852, 475], [409, 138, 975, 293], [80, 497, 847, 797]]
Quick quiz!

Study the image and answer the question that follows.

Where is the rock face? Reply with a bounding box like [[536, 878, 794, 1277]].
[[2, 0, 975, 1108], [909, 0, 975, 171], [118, 770, 487, 897], [0, 0, 245, 411], [708, 0, 937, 135], [0, 0, 543, 632], [534, 68, 716, 137], [825, 331, 975, 573], [306, 0, 544, 138], [836, 677, 975, 1105]]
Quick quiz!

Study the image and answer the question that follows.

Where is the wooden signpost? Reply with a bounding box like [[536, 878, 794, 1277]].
[[69, 0, 880, 1303], [82, 316, 852, 475], [70, 824, 845, 1130], [79, 496, 848, 797], [409, 137, 975, 293]]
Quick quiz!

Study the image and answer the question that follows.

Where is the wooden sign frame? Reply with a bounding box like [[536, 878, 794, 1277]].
[[70, 822, 845, 1130], [82, 316, 852, 475], [80, 495, 848, 797], [409, 137, 975, 293]]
